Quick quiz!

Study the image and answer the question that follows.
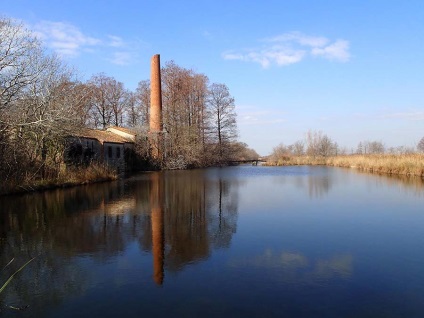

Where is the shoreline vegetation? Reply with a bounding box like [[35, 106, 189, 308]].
[[3, 153, 423, 197], [264, 154, 424, 178], [0, 164, 118, 196]]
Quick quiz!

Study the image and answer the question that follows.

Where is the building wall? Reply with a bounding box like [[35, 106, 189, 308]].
[[65, 137, 102, 165], [103, 142, 126, 172], [66, 137, 135, 173]]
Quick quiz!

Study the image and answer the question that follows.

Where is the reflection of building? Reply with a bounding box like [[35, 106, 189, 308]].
[[0, 168, 240, 287], [65, 126, 136, 171], [100, 197, 137, 216]]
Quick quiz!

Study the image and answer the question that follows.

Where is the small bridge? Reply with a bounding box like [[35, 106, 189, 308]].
[[228, 158, 267, 166]]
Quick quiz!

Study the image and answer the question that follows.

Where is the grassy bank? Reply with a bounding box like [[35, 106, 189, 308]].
[[0, 164, 118, 196], [265, 154, 424, 178]]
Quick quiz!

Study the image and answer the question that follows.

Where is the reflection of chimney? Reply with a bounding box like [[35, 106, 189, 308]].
[[149, 54, 163, 159], [150, 173, 164, 285]]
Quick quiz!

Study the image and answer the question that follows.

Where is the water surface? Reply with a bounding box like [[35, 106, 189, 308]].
[[1, 166, 424, 317]]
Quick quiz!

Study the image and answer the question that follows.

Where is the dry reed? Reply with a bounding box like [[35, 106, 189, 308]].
[[1, 163, 118, 195], [266, 154, 424, 178]]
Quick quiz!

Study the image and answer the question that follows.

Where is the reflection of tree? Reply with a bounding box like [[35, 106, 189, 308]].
[[273, 167, 334, 199], [160, 170, 238, 272], [0, 167, 241, 302], [307, 175, 331, 198], [358, 170, 424, 197], [208, 179, 238, 249]]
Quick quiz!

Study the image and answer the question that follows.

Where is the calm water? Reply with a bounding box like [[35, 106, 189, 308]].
[[1, 166, 424, 317]]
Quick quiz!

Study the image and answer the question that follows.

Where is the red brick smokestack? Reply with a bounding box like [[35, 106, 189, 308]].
[[150, 54, 163, 159]]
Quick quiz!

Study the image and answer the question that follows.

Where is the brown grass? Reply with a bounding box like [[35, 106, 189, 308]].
[[265, 154, 424, 178], [1, 163, 118, 195]]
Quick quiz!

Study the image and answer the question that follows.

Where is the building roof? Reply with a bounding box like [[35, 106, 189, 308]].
[[106, 126, 136, 142], [74, 128, 134, 144], [107, 126, 136, 135]]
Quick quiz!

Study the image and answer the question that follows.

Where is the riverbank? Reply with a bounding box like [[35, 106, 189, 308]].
[[0, 164, 118, 196], [265, 154, 424, 178]]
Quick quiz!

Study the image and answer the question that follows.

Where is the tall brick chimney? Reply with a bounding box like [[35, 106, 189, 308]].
[[149, 54, 163, 159], [149, 54, 163, 160], [150, 54, 162, 132]]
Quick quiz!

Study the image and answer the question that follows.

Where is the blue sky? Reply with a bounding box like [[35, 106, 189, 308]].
[[3, 0, 424, 155]]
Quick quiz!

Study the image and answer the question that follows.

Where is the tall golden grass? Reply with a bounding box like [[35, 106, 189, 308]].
[[1, 163, 118, 195], [265, 154, 424, 177]]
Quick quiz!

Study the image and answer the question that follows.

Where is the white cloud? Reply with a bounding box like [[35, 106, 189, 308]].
[[311, 39, 350, 62], [107, 52, 133, 66], [265, 31, 329, 48], [223, 47, 305, 69], [223, 32, 350, 68], [32, 20, 144, 66], [237, 107, 286, 125], [222, 52, 245, 61], [34, 21, 100, 58], [107, 35, 125, 48]]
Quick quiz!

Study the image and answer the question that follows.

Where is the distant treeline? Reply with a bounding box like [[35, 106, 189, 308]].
[[266, 130, 424, 177]]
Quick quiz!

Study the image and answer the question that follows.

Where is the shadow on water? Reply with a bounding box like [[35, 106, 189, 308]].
[[0, 169, 239, 315]]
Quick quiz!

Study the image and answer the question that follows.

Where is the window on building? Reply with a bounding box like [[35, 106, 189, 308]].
[[108, 146, 112, 158], [117, 147, 121, 158]]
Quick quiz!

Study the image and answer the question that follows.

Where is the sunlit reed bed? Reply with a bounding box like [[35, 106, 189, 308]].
[[266, 154, 424, 177]]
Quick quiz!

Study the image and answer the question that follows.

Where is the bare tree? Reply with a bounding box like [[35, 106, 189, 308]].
[[128, 79, 150, 128], [358, 140, 385, 154], [230, 142, 259, 161], [292, 140, 305, 156], [0, 17, 87, 186], [356, 142, 363, 154], [207, 83, 237, 162], [88, 74, 128, 129], [387, 145, 415, 154], [0, 18, 43, 113], [106, 78, 129, 126], [417, 137, 424, 153], [306, 130, 337, 157], [161, 61, 210, 167]]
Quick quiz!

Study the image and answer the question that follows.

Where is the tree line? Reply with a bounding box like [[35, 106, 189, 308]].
[[0, 17, 258, 191], [269, 130, 423, 163]]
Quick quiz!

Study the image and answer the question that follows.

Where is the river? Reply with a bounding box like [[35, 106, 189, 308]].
[[1, 166, 424, 317]]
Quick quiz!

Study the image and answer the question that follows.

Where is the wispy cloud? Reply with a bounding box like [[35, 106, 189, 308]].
[[223, 31, 350, 68], [265, 32, 329, 47], [34, 21, 100, 58], [238, 106, 286, 125], [380, 111, 424, 121], [311, 39, 350, 62], [107, 52, 133, 66], [107, 35, 125, 48], [33, 20, 143, 65]]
